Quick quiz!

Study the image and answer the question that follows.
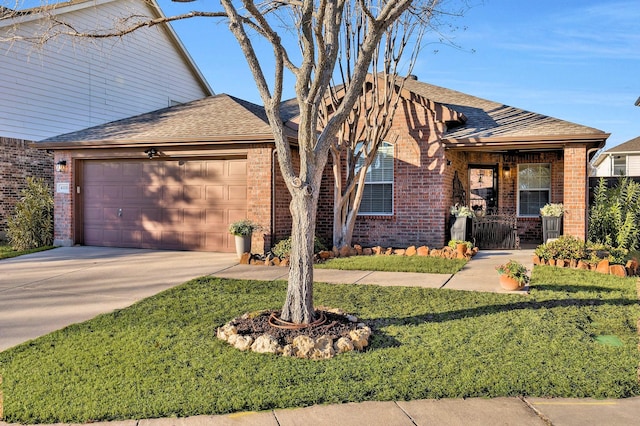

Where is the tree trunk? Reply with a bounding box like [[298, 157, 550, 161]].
[[280, 185, 319, 324]]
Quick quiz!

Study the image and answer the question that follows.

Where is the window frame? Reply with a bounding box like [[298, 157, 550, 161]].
[[517, 163, 551, 217], [613, 155, 626, 176], [356, 141, 394, 216]]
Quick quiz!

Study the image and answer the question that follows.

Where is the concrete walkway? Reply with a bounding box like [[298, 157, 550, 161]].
[[1, 246, 639, 426]]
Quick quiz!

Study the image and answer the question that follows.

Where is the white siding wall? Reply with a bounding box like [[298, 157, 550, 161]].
[[0, 0, 210, 141], [628, 155, 640, 176], [594, 155, 612, 177]]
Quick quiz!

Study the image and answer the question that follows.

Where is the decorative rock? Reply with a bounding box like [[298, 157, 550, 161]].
[[385, 247, 393, 255], [216, 324, 237, 341], [372, 246, 383, 255], [332, 246, 340, 257], [349, 325, 372, 351], [354, 244, 363, 255], [394, 248, 406, 256], [363, 247, 373, 256], [339, 245, 351, 258], [570, 259, 578, 268], [273, 257, 281, 266], [311, 335, 335, 360], [610, 264, 627, 277], [417, 246, 429, 256], [292, 335, 316, 358], [346, 314, 358, 323], [596, 259, 610, 274], [577, 260, 589, 270], [281, 344, 296, 357], [549, 258, 556, 266], [626, 259, 639, 276], [229, 334, 254, 351], [334, 337, 354, 354], [556, 259, 566, 268], [251, 334, 281, 354], [319, 250, 332, 260], [239, 252, 251, 265], [406, 246, 417, 256], [532, 255, 541, 265], [279, 258, 289, 267]]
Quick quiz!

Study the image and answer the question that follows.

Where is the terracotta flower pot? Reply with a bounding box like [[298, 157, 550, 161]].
[[456, 243, 467, 256], [499, 275, 523, 291]]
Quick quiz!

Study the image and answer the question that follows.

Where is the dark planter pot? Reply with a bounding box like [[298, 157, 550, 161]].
[[542, 216, 562, 243], [450, 216, 468, 241]]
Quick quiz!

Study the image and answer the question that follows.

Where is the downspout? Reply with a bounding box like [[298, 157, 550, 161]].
[[271, 148, 278, 251]]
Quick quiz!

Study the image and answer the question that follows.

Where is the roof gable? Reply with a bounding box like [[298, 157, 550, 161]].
[[604, 136, 640, 153]]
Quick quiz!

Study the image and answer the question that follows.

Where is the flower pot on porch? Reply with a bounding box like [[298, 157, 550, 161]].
[[499, 275, 523, 291], [235, 234, 252, 259], [450, 216, 468, 241], [542, 216, 562, 243]]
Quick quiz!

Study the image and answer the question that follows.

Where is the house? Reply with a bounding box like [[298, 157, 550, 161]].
[[592, 136, 640, 177], [37, 77, 608, 253], [0, 0, 212, 238]]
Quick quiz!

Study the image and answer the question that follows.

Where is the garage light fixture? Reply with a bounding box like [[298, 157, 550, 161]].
[[144, 148, 158, 159], [55, 160, 67, 173]]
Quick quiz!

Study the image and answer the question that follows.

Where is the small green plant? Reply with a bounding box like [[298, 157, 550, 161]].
[[540, 203, 564, 217], [447, 240, 474, 251], [495, 260, 530, 285], [271, 236, 326, 258], [228, 219, 259, 236], [7, 177, 54, 251], [450, 204, 474, 218]]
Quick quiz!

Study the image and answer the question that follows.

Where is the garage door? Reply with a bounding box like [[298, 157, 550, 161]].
[[82, 159, 247, 251]]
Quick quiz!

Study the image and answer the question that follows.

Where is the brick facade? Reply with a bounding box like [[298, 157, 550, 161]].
[[1, 137, 54, 239]]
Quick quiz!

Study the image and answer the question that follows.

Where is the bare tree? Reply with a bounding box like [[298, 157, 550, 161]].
[[5, 0, 453, 324]]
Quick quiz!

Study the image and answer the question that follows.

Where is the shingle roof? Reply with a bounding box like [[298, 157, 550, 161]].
[[400, 78, 606, 141], [40, 94, 276, 144], [604, 136, 640, 153]]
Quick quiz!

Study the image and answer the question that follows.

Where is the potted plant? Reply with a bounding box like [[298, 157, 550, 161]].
[[495, 260, 530, 291], [540, 203, 563, 243], [450, 204, 474, 241], [229, 219, 259, 258]]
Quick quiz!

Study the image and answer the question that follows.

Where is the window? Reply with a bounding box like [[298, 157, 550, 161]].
[[518, 164, 550, 216], [357, 142, 394, 215], [613, 155, 626, 176]]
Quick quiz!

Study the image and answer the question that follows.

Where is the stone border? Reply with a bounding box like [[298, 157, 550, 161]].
[[532, 256, 639, 277], [216, 308, 372, 360]]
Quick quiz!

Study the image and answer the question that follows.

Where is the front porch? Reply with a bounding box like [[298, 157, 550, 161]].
[[445, 142, 594, 247]]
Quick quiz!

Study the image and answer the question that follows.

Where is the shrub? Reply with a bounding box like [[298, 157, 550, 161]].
[[228, 219, 259, 236], [272, 236, 326, 258], [540, 203, 564, 217], [7, 177, 54, 251], [447, 240, 474, 251], [588, 177, 640, 251]]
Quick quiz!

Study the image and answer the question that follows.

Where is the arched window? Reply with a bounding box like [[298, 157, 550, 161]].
[[356, 142, 394, 215]]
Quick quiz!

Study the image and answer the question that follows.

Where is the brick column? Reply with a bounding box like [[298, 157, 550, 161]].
[[563, 144, 587, 240], [53, 152, 74, 247]]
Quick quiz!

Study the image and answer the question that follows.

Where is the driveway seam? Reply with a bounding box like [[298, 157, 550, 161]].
[[394, 400, 418, 425]]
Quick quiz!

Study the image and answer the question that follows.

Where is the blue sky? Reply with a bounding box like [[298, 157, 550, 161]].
[[159, 0, 639, 151]]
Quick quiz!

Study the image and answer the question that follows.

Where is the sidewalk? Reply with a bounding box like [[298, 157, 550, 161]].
[[2, 247, 640, 426]]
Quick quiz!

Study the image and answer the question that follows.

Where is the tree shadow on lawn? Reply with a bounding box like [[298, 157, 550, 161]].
[[368, 297, 639, 332], [531, 284, 632, 294]]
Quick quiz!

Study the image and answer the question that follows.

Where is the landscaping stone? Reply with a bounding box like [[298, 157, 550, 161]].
[[532, 255, 541, 265], [405, 246, 417, 256], [239, 252, 251, 264], [251, 334, 280, 354], [292, 335, 315, 358], [626, 259, 639, 276], [354, 244, 363, 255], [339, 245, 351, 258], [417, 246, 429, 256], [312, 335, 335, 360], [334, 337, 354, 353], [394, 248, 406, 256], [577, 260, 589, 270], [596, 259, 610, 274], [610, 264, 627, 277]]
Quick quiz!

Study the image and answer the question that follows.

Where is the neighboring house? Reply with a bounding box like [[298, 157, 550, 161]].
[[0, 0, 212, 237], [37, 77, 608, 253], [592, 136, 640, 177]]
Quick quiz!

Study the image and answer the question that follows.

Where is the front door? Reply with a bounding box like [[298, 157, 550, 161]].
[[469, 166, 498, 214]]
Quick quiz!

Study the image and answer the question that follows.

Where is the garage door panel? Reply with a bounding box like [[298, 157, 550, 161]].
[[83, 159, 247, 252]]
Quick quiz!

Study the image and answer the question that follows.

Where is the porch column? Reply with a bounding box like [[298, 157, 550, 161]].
[[563, 144, 588, 240]]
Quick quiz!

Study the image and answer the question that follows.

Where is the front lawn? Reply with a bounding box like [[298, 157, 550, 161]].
[[315, 254, 467, 274], [1, 266, 638, 423], [0, 245, 54, 260]]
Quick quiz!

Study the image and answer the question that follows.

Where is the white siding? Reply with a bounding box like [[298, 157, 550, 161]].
[[0, 0, 210, 141], [594, 155, 612, 177], [628, 155, 640, 176]]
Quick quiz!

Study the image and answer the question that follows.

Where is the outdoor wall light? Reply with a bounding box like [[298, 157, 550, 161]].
[[503, 165, 511, 179], [55, 160, 67, 173], [144, 148, 158, 159]]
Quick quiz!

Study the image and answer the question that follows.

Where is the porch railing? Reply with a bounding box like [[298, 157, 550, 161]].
[[472, 214, 520, 250]]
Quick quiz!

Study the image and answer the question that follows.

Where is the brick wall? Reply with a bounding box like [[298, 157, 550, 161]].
[[0, 137, 54, 239], [562, 144, 588, 240]]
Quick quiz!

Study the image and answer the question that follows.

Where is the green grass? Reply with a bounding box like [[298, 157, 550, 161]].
[[1, 266, 639, 423], [0, 245, 54, 260], [316, 254, 467, 274]]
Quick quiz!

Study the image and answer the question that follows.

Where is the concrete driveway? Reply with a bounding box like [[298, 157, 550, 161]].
[[0, 246, 238, 352]]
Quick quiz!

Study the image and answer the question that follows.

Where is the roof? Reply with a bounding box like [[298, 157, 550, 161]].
[[399, 77, 607, 148], [38, 94, 284, 147]]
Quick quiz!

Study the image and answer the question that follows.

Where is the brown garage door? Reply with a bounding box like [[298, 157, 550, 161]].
[[82, 158, 247, 252]]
